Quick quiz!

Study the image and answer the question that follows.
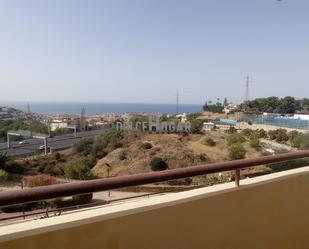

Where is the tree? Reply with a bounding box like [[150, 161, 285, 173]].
[[224, 97, 228, 106], [190, 119, 203, 134], [228, 143, 246, 160]]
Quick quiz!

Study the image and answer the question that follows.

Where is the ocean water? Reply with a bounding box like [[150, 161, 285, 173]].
[[1, 102, 202, 115]]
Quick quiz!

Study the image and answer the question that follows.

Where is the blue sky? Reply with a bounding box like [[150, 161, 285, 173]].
[[0, 0, 308, 104]]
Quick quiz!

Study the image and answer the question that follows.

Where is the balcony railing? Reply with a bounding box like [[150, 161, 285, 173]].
[[0, 150, 308, 210]]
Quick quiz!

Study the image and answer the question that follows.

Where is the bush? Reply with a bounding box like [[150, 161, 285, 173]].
[[190, 119, 203, 134], [54, 152, 61, 160], [250, 138, 261, 151], [290, 133, 309, 149], [205, 138, 216, 146], [227, 134, 245, 145], [65, 161, 91, 180], [150, 157, 168, 171], [228, 143, 246, 160], [199, 153, 209, 162], [81, 155, 97, 168], [226, 126, 237, 134], [24, 174, 58, 187], [141, 142, 153, 149], [241, 129, 254, 137], [269, 158, 309, 172], [73, 128, 124, 158], [0, 169, 8, 183], [72, 193, 93, 205], [202, 173, 230, 186], [5, 160, 26, 174], [268, 129, 289, 143], [42, 164, 64, 176], [73, 137, 94, 154]]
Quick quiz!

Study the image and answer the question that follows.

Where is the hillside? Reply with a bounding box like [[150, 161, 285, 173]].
[[91, 131, 261, 178]]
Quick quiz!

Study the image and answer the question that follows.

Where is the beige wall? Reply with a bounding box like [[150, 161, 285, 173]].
[[2, 168, 309, 249]]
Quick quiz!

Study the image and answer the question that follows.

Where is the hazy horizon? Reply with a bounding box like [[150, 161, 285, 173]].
[[1, 1, 308, 104]]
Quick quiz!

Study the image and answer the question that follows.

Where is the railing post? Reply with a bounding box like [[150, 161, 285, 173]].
[[235, 169, 240, 187]]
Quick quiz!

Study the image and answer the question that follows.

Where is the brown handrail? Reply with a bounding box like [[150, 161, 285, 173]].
[[0, 150, 309, 207]]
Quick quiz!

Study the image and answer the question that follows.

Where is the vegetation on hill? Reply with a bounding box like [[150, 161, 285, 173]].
[[241, 96, 309, 114], [202, 100, 224, 113], [0, 120, 48, 142]]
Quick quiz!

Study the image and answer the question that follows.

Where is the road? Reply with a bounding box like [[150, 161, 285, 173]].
[[0, 129, 107, 157]]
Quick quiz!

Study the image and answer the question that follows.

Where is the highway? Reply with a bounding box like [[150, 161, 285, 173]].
[[0, 129, 107, 157]]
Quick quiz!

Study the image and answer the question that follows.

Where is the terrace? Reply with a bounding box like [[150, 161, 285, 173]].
[[0, 150, 309, 249]]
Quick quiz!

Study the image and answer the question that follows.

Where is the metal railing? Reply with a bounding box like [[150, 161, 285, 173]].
[[0, 149, 309, 208]]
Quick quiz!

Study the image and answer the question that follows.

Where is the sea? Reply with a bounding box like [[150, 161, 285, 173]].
[[0, 102, 203, 115]]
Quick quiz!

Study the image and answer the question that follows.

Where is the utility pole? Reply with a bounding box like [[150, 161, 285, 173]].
[[245, 74, 250, 102], [80, 107, 86, 131], [176, 91, 179, 115], [243, 75, 250, 112]]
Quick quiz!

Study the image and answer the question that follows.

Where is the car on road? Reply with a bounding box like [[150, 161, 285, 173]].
[[39, 145, 51, 151], [18, 140, 29, 145]]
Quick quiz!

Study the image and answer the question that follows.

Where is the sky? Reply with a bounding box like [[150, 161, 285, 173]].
[[0, 0, 308, 105]]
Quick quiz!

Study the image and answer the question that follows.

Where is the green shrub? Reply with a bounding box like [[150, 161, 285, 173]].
[[202, 173, 230, 186], [72, 193, 93, 205], [54, 152, 61, 160], [205, 138, 216, 146], [269, 158, 309, 172], [190, 119, 203, 134], [5, 160, 25, 174], [42, 164, 64, 176], [65, 161, 91, 180], [73, 128, 124, 158], [81, 155, 97, 168], [226, 126, 237, 134], [199, 153, 209, 162], [290, 133, 309, 149], [241, 129, 254, 137], [0, 169, 8, 183], [73, 137, 94, 154], [268, 129, 289, 143], [24, 174, 58, 187], [250, 138, 261, 151], [228, 143, 246, 160], [227, 134, 245, 145], [150, 157, 168, 171], [141, 142, 153, 149]]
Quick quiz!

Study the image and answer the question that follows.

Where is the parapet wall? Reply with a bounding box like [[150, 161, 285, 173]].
[[1, 166, 309, 249]]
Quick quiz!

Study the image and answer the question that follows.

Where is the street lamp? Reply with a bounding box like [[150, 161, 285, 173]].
[[105, 163, 112, 197]]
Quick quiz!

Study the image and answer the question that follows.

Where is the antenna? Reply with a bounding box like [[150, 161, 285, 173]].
[[176, 91, 179, 114]]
